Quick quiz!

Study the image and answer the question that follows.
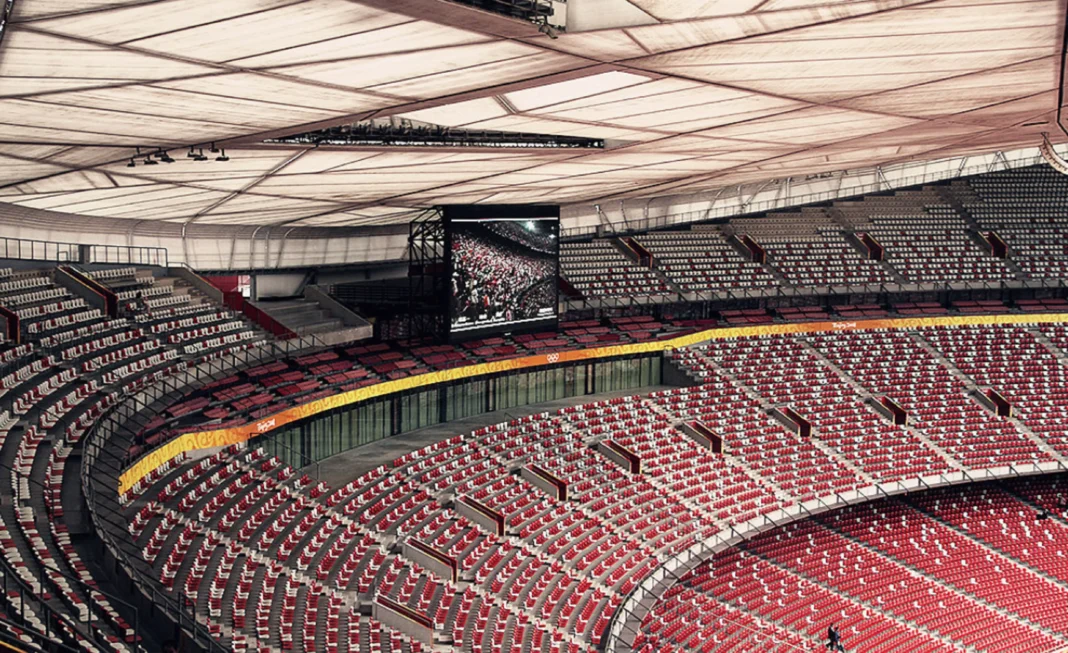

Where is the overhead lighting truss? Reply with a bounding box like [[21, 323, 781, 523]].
[[267, 118, 601, 149]]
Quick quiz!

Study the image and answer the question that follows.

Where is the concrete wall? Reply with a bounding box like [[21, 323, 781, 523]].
[[253, 273, 305, 299]]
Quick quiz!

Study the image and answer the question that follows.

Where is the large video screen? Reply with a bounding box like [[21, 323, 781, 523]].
[[446, 206, 559, 337]]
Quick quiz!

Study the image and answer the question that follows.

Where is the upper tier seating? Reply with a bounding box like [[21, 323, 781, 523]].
[[560, 240, 672, 299], [730, 209, 893, 287], [554, 166, 1068, 305], [634, 229, 778, 294], [561, 174, 1067, 305], [729, 207, 836, 237], [954, 166, 1068, 279], [759, 232, 894, 287], [838, 191, 1014, 283]]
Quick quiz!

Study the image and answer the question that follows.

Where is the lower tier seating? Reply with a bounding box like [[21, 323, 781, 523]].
[[119, 318, 1068, 649], [638, 474, 1068, 653], [113, 320, 1068, 652]]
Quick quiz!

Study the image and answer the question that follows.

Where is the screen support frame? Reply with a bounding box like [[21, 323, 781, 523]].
[[407, 209, 449, 343]]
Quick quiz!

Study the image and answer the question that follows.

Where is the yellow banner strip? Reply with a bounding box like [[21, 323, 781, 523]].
[[117, 312, 1068, 494]]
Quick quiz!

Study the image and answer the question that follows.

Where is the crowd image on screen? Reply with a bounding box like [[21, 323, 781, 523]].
[[484, 220, 557, 254], [451, 219, 557, 330]]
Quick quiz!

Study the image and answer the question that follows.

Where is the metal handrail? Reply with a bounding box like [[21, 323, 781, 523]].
[[84, 408, 245, 653], [0, 236, 168, 267], [559, 277, 1067, 316], [0, 558, 84, 652], [88, 244, 168, 267], [0, 611, 82, 652]]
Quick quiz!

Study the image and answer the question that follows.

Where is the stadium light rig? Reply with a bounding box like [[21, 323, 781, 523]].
[[267, 120, 602, 149], [124, 143, 232, 167]]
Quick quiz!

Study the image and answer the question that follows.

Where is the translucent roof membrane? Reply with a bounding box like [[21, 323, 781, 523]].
[[0, 0, 1061, 226]]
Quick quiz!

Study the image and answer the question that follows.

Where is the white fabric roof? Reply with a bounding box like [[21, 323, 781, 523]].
[[0, 0, 1064, 227]]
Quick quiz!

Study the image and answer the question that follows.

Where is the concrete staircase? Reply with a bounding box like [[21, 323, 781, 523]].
[[1030, 327, 1068, 362], [157, 275, 210, 306], [829, 203, 908, 284], [257, 298, 344, 336]]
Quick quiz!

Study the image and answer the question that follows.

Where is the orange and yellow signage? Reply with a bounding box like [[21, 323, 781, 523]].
[[118, 311, 1068, 494]]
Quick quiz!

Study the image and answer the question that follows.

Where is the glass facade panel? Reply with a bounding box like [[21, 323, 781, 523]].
[[255, 354, 661, 468]]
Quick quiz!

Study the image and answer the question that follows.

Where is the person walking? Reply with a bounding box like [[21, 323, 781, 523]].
[[827, 624, 845, 651]]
